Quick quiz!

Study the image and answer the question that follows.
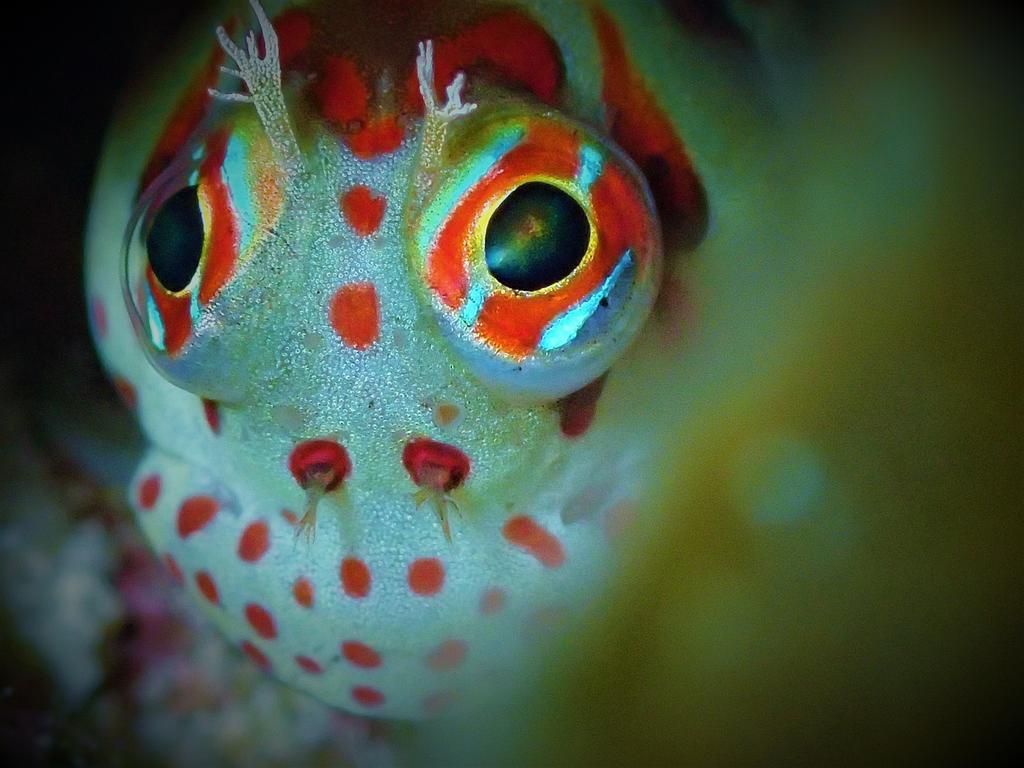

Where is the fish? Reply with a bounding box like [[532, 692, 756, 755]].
[[84, 0, 712, 718]]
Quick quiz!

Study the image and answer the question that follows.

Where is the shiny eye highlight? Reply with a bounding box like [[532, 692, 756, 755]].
[[484, 182, 590, 291], [409, 111, 662, 402], [146, 185, 204, 293]]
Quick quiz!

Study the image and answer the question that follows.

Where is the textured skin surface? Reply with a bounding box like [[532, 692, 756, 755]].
[[85, 0, 708, 718]]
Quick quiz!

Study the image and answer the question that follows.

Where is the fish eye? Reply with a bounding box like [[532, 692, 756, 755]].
[[145, 185, 204, 293], [484, 182, 591, 292]]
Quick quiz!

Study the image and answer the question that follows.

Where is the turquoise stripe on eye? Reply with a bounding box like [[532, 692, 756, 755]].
[[460, 283, 488, 327], [538, 251, 633, 352], [416, 126, 525, 254], [146, 290, 166, 351], [577, 145, 604, 192]]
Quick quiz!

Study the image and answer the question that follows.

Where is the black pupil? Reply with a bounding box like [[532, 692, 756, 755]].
[[484, 182, 590, 291], [146, 185, 204, 293]]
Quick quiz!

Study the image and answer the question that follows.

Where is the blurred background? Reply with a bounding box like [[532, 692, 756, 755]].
[[2, 1, 1020, 765]]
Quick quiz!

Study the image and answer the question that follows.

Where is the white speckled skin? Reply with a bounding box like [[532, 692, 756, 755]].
[[85, 0, 667, 718]]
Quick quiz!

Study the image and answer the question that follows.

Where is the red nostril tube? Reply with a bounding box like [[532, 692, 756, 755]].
[[289, 439, 351, 491], [402, 438, 471, 492]]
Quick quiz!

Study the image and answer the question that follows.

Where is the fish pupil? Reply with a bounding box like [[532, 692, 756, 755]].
[[146, 185, 204, 293], [484, 182, 590, 292]]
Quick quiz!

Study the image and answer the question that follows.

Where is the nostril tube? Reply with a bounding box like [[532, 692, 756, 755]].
[[288, 438, 352, 542]]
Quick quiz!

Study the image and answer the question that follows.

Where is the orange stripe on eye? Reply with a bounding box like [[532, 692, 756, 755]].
[[146, 269, 193, 357]]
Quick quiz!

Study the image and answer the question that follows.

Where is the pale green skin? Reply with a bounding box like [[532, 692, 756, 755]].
[[85, 0, 763, 718]]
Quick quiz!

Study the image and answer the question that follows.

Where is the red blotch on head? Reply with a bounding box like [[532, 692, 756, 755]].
[[317, 55, 369, 127], [406, 11, 562, 110], [340, 557, 372, 598], [558, 376, 607, 438], [408, 558, 445, 596], [241, 640, 271, 671], [288, 439, 352, 492], [202, 398, 221, 434], [266, 9, 312, 68], [402, 439, 471, 493], [342, 641, 381, 669], [90, 297, 107, 339], [345, 116, 405, 159], [295, 655, 323, 674], [591, 6, 707, 247], [194, 570, 220, 605], [238, 521, 270, 563], [341, 185, 387, 237], [292, 577, 315, 608], [113, 377, 137, 410], [177, 496, 219, 538], [502, 516, 565, 568], [329, 282, 380, 350], [162, 553, 184, 586], [244, 603, 277, 640], [480, 587, 506, 615], [426, 639, 467, 671], [352, 686, 385, 708], [137, 474, 161, 511]]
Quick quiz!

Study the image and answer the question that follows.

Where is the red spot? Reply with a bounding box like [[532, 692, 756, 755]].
[[317, 55, 369, 127], [244, 603, 278, 640], [137, 474, 161, 511], [177, 496, 219, 538], [288, 439, 352, 491], [241, 640, 271, 671], [408, 558, 445, 596], [194, 570, 220, 605], [90, 297, 107, 339], [282, 509, 299, 525], [113, 377, 137, 410], [202, 398, 221, 434], [342, 641, 381, 669], [558, 376, 607, 438], [480, 588, 506, 615], [340, 185, 387, 237], [340, 557, 372, 598], [591, 6, 707, 247], [406, 11, 562, 110], [329, 282, 380, 350], [502, 516, 565, 568], [162, 553, 184, 586], [402, 439, 471, 493], [423, 691, 457, 716], [295, 655, 323, 674], [238, 521, 270, 563], [345, 115, 405, 159], [292, 577, 315, 608], [351, 686, 385, 708], [426, 639, 467, 671]]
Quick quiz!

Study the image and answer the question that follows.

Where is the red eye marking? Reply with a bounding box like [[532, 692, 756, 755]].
[[177, 496, 219, 538], [288, 439, 352, 491], [329, 282, 381, 350], [557, 375, 607, 438], [241, 640, 271, 670], [591, 6, 707, 247], [406, 11, 563, 110], [137, 474, 161, 511], [292, 577, 315, 608], [244, 603, 278, 640], [194, 570, 220, 605], [340, 557, 372, 598], [295, 655, 323, 674], [425, 639, 467, 671], [402, 439, 471, 493], [342, 641, 382, 669], [341, 185, 387, 237], [138, 30, 228, 196], [162, 553, 184, 586], [197, 130, 240, 304], [351, 686, 385, 708], [502, 516, 565, 568], [408, 558, 446, 596], [202, 398, 221, 434], [480, 587, 506, 615], [238, 520, 270, 563]]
